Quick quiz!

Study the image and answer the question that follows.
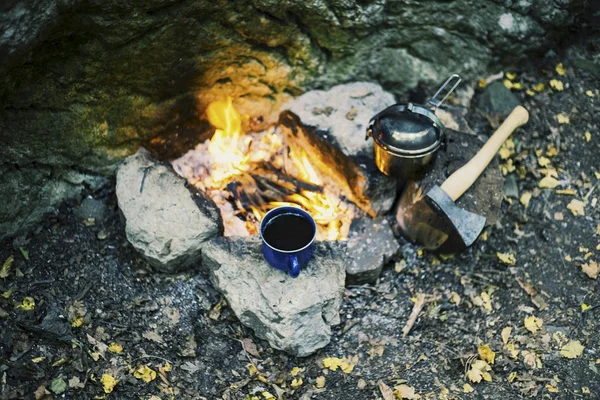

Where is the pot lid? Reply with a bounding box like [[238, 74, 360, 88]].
[[370, 103, 444, 156]]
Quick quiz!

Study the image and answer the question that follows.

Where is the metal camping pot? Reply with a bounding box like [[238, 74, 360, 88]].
[[366, 74, 461, 180]]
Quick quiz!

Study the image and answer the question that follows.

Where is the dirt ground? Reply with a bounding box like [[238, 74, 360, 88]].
[[1, 42, 599, 400]]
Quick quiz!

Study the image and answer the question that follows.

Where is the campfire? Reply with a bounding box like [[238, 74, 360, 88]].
[[172, 98, 359, 240]]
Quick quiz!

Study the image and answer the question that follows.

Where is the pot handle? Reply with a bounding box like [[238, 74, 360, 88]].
[[428, 74, 461, 109]]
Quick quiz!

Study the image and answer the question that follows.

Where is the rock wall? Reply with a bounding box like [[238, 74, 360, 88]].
[[0, 0, 592, 239]]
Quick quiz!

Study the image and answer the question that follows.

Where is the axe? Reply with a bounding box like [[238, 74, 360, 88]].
[[395, 106, 529, 253]]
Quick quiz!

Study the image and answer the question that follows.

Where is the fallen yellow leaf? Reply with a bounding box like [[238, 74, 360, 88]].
[[158, 361, 172, 374], [546, 384, 559, 393], [0, 256, 14, 279], [378, 380, 394, 400], [506, 72, 517, 80], [520, 192, 532, 208], [539, 176, 560, 189], [585, 131, 591, 142], [290, 378, 303, 388], [394, 384, 420, 399], [450, 291, 461, 305], [478, 79, 487, 88], [496, 252, 516, 265], [71, 316, 84, 328], [582, 387, 590, 394], [512, 82, 523, 90], [556, 113, 570, 124], [480, 292, 493, 312], [506, 342, 520, 359], [17, 297, 35, 311], [31, 357, 45, 363], [581, 260, 599, 279], [586, 90, 594, 97], [567, 199, 585, 216], [467, 360, 492, 383], [108, 342, 123, 354], [526, 89, 535, 97], [478, 345, 496, 364], [499, 147, 513, 160], [546, 143, 559, 157], [522, 350, 542, 369], [539, 167, 558, 178], [500, 159, 516, 175], [249, 364, 258, 376], [322, 357, 354, 373], [503, 79, 513, 89], [133, 365, 157, 383], [534, 83, 545, 92], [501, 327, 512, 345], [555, 63, 566, 76], [463, 383, 474, 393], [499, 138, 515, 160], [560, 340, 584, 359], [538, 156, 551, 167], [262, 392, 276, 400], [581, 303, 591, 312], [315, 376, 326, 388], [101, 374, 118, 394], [508, 371, 517, 382], [549, 79, 564, 91], [524, 315, 543, 334]]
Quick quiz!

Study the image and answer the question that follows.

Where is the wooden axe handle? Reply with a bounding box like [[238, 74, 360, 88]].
[[440, 106, 529, 201]]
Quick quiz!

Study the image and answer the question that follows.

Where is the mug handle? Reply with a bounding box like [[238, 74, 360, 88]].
[[289, 256, 300, 278]]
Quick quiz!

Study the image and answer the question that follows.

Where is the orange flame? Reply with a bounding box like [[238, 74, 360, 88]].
[[187, 97, 355, 240]]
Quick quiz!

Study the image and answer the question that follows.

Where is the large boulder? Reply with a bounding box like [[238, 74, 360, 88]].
[[202, 236, 345, 356], [0, 0, 591, 239], [116, 148, 222, 272]]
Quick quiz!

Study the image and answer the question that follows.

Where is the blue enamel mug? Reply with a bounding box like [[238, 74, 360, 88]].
[[259, 206, 316, 278]]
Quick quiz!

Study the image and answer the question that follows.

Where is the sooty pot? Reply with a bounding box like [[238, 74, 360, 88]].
[[366, 74, 461, 180]]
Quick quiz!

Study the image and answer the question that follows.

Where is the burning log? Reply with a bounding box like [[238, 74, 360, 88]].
[[172, 98, 360, 240]]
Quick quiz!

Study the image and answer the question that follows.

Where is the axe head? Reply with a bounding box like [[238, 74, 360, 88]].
[[396, 183, 486, 253]]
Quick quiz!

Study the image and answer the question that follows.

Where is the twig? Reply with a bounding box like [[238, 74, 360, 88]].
[[139, 166, 153, 193], [75, 282, 92, 301], [97, 320, 129, 329], [402, 293, 441, 337], [29, 279, 56, 287], [583, 181, 599, 201]]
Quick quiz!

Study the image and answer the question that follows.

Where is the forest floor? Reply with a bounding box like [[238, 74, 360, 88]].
[[1, 43, 599, 400]]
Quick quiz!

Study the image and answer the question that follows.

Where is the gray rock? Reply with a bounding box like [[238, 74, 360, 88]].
[[116, 148, 222, 273], [75, 197, 107, 221], [286, 82, 395, 157], [503, 173, 519, 199], [0, 164, 108, 241], [345, 217, 400, 285], [202, 236, 345, 357], [477, 81, 521, 117]]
